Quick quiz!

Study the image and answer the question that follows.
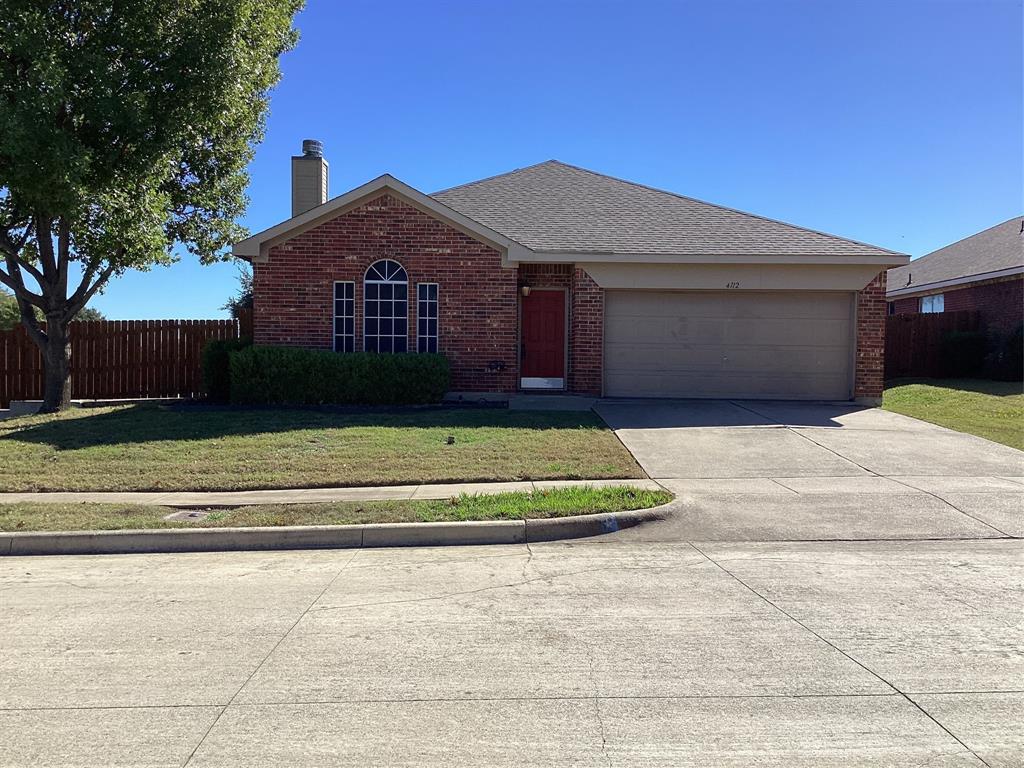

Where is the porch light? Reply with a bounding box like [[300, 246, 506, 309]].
[[520, 286, 531, 297]]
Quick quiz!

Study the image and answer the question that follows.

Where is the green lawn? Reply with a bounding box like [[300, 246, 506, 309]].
[[0, 486, 671, 532], [0, 405, 643, 492], [883, 379, 1024, 450]]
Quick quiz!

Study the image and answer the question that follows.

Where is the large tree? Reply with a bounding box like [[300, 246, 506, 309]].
[[0, 0, 301, 411]]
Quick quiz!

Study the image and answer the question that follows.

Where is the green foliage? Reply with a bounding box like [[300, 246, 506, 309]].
[[1, 288, 103, 329], [74, 306, 105, 322], [940, 331, 988, 377], [201, 337, 252, 402], [1, 0, 302, 268], [0, 288, 23, 330], [986, 325, 1023, 382], [229, 346, 451, 405], [0, 1, 301, 408], [221, 263, 254, 319]]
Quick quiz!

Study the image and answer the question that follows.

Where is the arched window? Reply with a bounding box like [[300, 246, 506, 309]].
[[363, 260, 408, 353]]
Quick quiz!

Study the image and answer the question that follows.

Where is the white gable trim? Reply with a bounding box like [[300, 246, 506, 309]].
[[232, 174, 532, 263]]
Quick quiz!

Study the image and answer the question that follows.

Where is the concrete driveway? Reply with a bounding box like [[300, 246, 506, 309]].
[[595, 399, 1024, 541]]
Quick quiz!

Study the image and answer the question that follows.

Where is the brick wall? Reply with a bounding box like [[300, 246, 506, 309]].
[[518, 263, 572, 289], [854, 271, 887, 402], [253, 193, 519, 392], [944, 277, 1023, 333], [570, 269, 604, 395], [888, 276, 1022, 334], [892, 296, 918, 314]]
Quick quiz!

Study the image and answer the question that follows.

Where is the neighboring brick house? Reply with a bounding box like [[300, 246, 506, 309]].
[[887, 217, 1024, 334], [234, 144, 907, 404]]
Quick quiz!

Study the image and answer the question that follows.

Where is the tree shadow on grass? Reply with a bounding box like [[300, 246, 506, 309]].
[[0, 404, 606, 451]]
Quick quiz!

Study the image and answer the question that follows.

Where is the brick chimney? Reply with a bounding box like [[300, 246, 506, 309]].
[[291, 139, 329, 217]]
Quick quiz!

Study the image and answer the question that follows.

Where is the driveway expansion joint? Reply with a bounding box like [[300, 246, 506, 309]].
[[687, 541, 996, 768]]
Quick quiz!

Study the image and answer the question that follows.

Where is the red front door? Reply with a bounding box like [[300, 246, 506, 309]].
[[521, 290, 566, 383]]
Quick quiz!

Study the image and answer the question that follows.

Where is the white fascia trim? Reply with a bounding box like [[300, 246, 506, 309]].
[[232, 174, 531, 263], [886, 265, 1024, 298], [508, 251, 909, 266]]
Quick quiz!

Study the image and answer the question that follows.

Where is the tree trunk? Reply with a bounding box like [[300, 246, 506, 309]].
[[39, 316, 72, 413]]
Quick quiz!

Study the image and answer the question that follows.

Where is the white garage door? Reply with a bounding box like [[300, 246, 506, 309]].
[[604, 291, 854, 400]]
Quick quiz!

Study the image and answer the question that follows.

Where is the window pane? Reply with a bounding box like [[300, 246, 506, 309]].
[[364, 262, 409, 354], [428, 284, 437, 300]]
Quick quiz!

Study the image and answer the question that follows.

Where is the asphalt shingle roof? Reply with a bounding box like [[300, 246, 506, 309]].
[[432, 160, 901, 258], [887, 217, 1024, 293]]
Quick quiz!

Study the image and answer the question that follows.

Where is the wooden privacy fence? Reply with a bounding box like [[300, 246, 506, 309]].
[[0, 319, 239, 408], [885, 310, 981, 380]]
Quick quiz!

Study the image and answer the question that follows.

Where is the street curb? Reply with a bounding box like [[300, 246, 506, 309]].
[[0, 502, 673, 556]]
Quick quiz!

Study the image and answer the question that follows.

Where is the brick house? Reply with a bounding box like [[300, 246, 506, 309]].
[[887, 217, 1024, 334], [234, 143, 907, 404]]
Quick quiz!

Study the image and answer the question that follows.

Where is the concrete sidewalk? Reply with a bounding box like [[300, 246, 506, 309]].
[[0, 478, 662, 508]]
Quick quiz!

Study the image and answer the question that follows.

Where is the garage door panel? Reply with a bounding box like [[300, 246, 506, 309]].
[[604, 291, 853, 400]]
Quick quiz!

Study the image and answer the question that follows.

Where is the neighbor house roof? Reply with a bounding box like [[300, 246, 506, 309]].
[[433, 160, 903, 260], [887, 217, 1024, 298]]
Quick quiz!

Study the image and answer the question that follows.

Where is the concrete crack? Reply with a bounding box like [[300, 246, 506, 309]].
[[885, 477, 1016, 538], [180, 549, 361, 767], [687, 542, 993, 768], [306, 561, 710, 614]]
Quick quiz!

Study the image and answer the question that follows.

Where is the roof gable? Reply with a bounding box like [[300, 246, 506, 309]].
[[887, 217, 1024, 295], [233, 174, 529, 262], [432, 160, 903, 260]]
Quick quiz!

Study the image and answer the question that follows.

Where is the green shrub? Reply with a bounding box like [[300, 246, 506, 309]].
[[940, 330, 988, 377], [986, 325, 1023, 381], [228, 345, 450, 405], [201, 337, 252, 402]]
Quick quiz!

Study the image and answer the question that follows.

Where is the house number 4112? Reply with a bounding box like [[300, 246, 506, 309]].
[[726, 281, 741, 288]]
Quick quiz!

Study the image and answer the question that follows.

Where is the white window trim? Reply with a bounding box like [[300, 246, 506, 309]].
[[920, 294, 945, 314], [333, 281, 355, 353], [417, 282, 439, 353], [363, 260, 409, 354]]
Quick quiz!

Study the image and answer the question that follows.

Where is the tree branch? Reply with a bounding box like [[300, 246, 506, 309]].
[[65, 262, 116, 319], [0, 228, 47, 290], [16, 293, 47, 349], [35, 214, 57, 283], [0, 260, 47, 309], [56, 217, 69, 296]]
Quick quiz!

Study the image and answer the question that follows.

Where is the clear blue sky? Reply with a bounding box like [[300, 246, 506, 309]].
[[90, 0, 1022, 319]]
